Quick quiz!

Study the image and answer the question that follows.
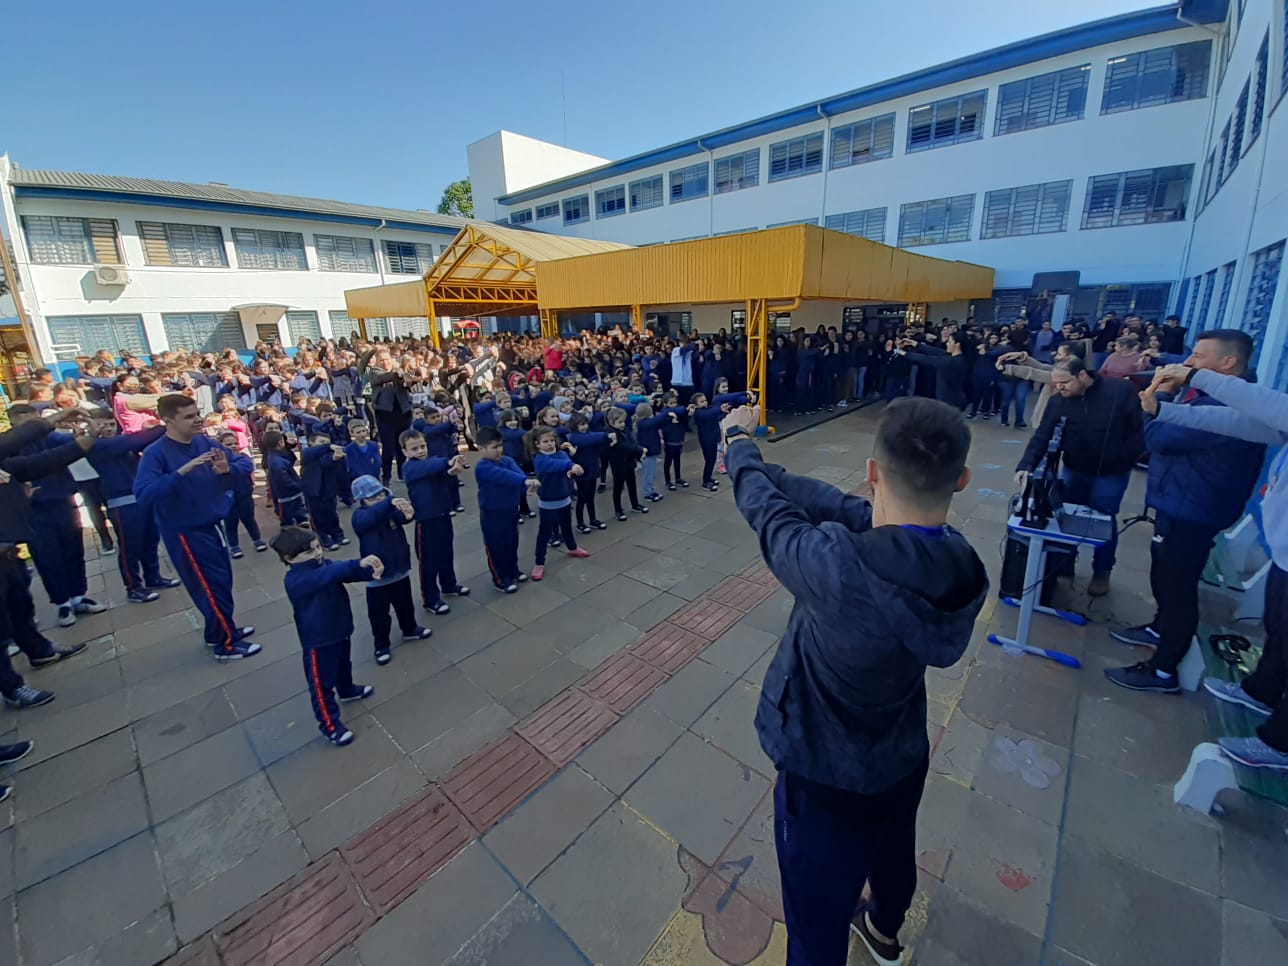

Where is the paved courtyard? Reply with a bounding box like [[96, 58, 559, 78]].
[[2, 405, 1287, 966]]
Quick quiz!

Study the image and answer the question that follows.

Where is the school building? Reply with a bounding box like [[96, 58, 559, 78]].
[[468, 2, 1288, 386]]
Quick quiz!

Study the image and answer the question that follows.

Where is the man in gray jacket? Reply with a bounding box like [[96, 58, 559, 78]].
[[1148, 363, 1288, 770]]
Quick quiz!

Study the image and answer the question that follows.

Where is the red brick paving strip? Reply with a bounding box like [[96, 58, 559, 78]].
[[441, 732, 557, 830], [167, 936, 220, 966], [213, 852, 375, 966], [576, 651, 669, 713], [629, 621, 710, 673], [738, 559, 780, 588], [704, 576, 776, 612], [341, 786, 474, 914], [516, 689, 619, 766], [667, 597, 743, 640]]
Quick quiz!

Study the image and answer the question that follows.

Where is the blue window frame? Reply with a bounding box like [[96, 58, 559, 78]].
[[562, 195, 589, 225], [596, 185, 626, 219], [535, 202, 560, 220], [824, 208, 887, 243], [995, 66, 1089, 136], [830, 114, 895, 168], [22, 215, 121, 265], [981, 180, 1072, 238], [138, 221, 228, 268], [1173, 276, 1190, 318], [898, 195, 974, 247], [714, 150, 759, 194], [383, 240, 434, 274], [630, 175, 664, 211], [1229, 81, 1250, 178], [1100, 40, 1211, 114], [160, 312, 245, 353], [509, 209, 533, 225], [907, 91, 986, 152], [1195, 269, 1217, 330], [768, 133, 824, 181], [1243, 240, 1285, 367], [233, 228, 307, 270], [669, 163, 709, 203], [1211, 261, 1236, 330], [1248, 34, 1268, 150], [1081, 165, 1193, 229], [46, 313, 149, 355], [286, 310, 321, 345]]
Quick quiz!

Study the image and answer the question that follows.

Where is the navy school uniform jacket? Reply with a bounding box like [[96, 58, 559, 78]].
[[472, 400, 498, 429], [134, 435, 253, 532], [300, 444, 343, 501], [87, 426, 167, 502], [692, 406, 725, 447], [403, 456, 454, 519], [351, 496, 412, 583], [660, 408, 689, 447], [19, 431, 78, 508], [475, 456, 528, 511], [266, 450, 304, 504], [324, 418, 351, 446], [499, 427, 528, 466], [533, 451, 575, 505], [344, 440, 381, 481], [530, 390, 554, 413], [284, 558, 373, 649], [411, 420, 458, 459], [567, 431, 608, 477], [636, 414, 667, 456], [728, 442, 988, 795]]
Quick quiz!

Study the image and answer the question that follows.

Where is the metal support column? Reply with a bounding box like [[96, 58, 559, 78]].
[[631, 304, 642, 332], [539, 308, 558, 339], [745, 298, 768, 426], [427, 297, 441, 349]]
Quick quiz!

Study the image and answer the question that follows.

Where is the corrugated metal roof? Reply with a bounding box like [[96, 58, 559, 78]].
[[8, 168, 469, 230]]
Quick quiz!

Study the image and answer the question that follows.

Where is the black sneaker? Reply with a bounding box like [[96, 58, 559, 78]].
[[648, 493, 664, 502], [425, 601, 451, 616], [633, 504, 649, 513], [590, 520, 608, 531], [338, 684, 374, 702], [576, 524, 592, 534], [1104, 661, 1180, 694], [615, 512, 628, 522], [213, 641, 261, 662], [549, 537, 562, 548], [702, 482, 717, 492], [128, 589, 160, 603], [375, 648, 392, 666], [667, 483, 677, 492], [494, 582, 519, 594], [230, 547, 245, 560], [325, 728, 355, 747], [677, 479, 689, 488], [0, 785, 9, 804], [1111, 624, 1160, 648], [851, 901, 903, 966], [30, 642, 88, 667], [516, 573, 529, 583], [1016, 422, 1028, 429], [3, 686, 55, 709], [146, 578, 183, 590], [445, 586, 470, 597], [518, 515, 526, 525], [254, 541, 268, 552], [57, 605, 76, 627], [596, 482, 606, 493], [403, 627, 432, 642], [0, 740, 34, 765]]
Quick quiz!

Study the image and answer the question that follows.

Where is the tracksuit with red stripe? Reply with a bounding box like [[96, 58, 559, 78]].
[[87, 426, 167, 593], [404, 456, 462, 609], [283, 557, 373, 738], [475, 456, 527, 588], [135, 434, 253, 654], [351, 495, 420, 652]]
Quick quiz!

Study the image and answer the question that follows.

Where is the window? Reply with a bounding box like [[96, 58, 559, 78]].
[[595, 186, 626, 219], [714, 150, 760, 193], [730, 309, 746, 332], [1172, 277, 1191, 318], [22, 216, 121, 265], [1102, 41, 1211, 114], [1229, 82, 1250, 178], [286, 310, 321, 344], [331, 310, 390, 340], [830, 114, 895, 168], [981, 180, 1072, 238], [313, 234, 377, 273], [669, 163, 709, 203], [993, 290, 1030, 325], [898, 195, 975, 247], [232, 228, 307, 270], [1211, 261, 1236, 330], [769, 133, 824, 181], [1196, 269, 1218, 330], [1248, 34, 1268, 149], [562, 194, 589, 225], [1216, 122, 1231, 187], [1198, 153, 1215, 210], [907, 91, 986, 152], [766, 219, 818, 228], [535, 202, 560, 220], [630, 175, 664, 211], [160, 312, 245, 353], [1242, 240, 1285, 361], [137, 221, 227, 268], [45, 314, 148, 355], [824, 207, 887, 243], [1182, 276, 1203, 327], [714, 227, 757, 236], [509, 209, 533, 225], [995, 66, 1089, 135], [383, 240, 434, 275], [1081, 166, 1193, 229]]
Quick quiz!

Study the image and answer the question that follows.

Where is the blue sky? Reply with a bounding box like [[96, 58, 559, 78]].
[[3, 0, 1159, 210]]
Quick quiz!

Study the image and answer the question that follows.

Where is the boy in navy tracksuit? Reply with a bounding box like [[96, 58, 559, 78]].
[[271, 525, 377, 746], [344, 421, 382, 484], [88, 418, 180, 601], [412, 407, 465, 514], [216, 430, 266, 559], [660, 393, 690, 490], [496, 410, 534, 520], [318, 405, 353, 506], [349, 475, 431, 665], [472, 392, 498, 430], [263, 430, 308, 527], [300, 431, 347, 550], [135, 394, 261, 661], [474, 427, 537, 593], [566, 413, 608, 532], [529, 426, 591, 581], [401, 429, 470, 615]]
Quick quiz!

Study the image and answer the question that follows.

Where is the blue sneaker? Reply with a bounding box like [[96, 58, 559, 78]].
[[1203, 679, 1273, 717], [1104, 662, 1180, 694], [1218, 736, 1288, 771], [213, 640, 261, 662]]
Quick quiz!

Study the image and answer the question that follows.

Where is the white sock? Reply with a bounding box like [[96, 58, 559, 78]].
[[1155, 669, 1173, 679], [71, 596, 83, 605]]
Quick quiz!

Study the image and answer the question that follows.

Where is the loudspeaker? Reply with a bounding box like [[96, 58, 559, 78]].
[[1000, 534, 1075, 606]]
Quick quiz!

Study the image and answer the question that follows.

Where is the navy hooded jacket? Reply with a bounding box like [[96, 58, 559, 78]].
[[352, 495, 412, 582], [283, 557, 372, 648], [728, 442, 988, 794]]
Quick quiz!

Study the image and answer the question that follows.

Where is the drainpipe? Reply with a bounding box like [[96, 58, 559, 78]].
[[817, 105, 832, 227]]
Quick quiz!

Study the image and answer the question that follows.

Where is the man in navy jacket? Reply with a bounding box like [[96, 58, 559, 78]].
[[725, 397, 987, 966], [1108, 330, 1267, 693]]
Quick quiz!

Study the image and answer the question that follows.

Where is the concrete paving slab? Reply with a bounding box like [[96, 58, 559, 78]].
[[958, 664, 1078, 749], [914, 886, 1044, 966], [459, 634, 564, 700], [1219, 794, 1288, 920], [55, 904, 178, 966], [296, 758, 427, 859], [627, 732, 768, 866], [133, 687, 237, 765], [144, 724, 261, 823], [711, 790, 782, 921], [576, 707, 684, 796], [496, 658, 586, 719], [639, 658, 735, 728], [700, 622, 778, 677], [369, 666, 491, 752], [242, 692, 327, 767], [580, 574, 666, 621], [426, 608, 517, 664], [568, 620, 640, 670], [1221, 899, 1288, 965], [412, 703, 517, 780], [15, 691, 129, 767], [12, 728, 136, 820], [692, 679, 773, 778], [220, 653, 307, 719], [443, 893, 587, 966], [1073, 692, 1210, 785], [531, 803, 688, 966], [969, 724, 1070, 826], [484, 582, 570, 625]]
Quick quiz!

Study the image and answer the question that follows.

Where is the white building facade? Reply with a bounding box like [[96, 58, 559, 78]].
[[470, 2, 1288, 385], [0, 160, 466, 361]]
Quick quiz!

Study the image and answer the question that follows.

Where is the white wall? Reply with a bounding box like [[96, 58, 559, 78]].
[[480, 24, 1214, 293], [468, 131, 608, 222], [0, 185, 458, 358]]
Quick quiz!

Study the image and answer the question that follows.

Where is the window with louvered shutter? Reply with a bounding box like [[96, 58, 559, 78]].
[[1211, 262, 1236, 329], [981, 181, 1070, 239], [898, 195, 973, 247], [669, 164, 709, 202], [1215, 123, 1231, 186], [714, 150, 759, 193], [161, 312, 245, 353], [995, 66, 1089, 136], [22, 216, 121, 264], [314, 234, 376, 273], [535, 202, 560, 220], [232, 228, 306, 270], [1242, 240, 1285, 364], [509, 209, 533, 225], [630, 175, 664, 211], [595, 186, 626, 218], [562, 195, 589, 225], [286, 311, 321, 344], [1173, 277, 1190, 319], [1229, 82, 1249, 177], [1081, 166, 1192, 229], [907, 91, 986, 152], [1198, 155, 1214, 210], [1246, 34, 1267, 150], [1100, 40, 1211, 114], [824, 208, 887, 243], [137, 222, 227, 267], [1195, 270, 1217, 330], [829, 114, 895, 169], [382, 240, 433, 274], [46, 314, 149, 355], [768, 134, 824, 182]]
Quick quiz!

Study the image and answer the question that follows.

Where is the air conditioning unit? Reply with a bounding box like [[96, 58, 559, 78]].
[[93, 264, 130, 286]]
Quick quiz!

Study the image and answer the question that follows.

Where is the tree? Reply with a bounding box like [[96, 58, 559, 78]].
[[437, 179, 473, 218]]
